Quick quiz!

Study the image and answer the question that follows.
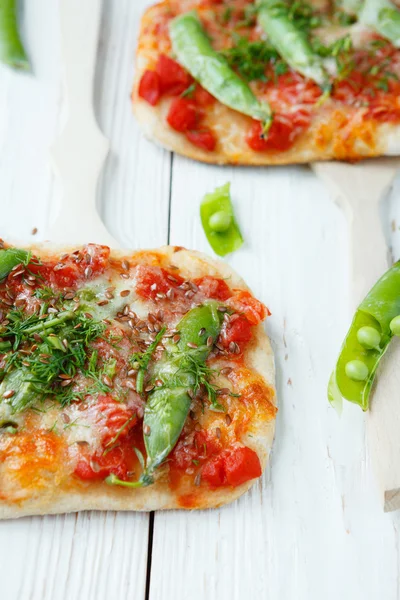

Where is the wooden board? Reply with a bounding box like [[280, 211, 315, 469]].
[[1, 1, 400, 598]]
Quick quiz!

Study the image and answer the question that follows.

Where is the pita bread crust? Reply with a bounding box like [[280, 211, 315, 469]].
[[132, 1, 400, 165], [0, 245, 276, 519]]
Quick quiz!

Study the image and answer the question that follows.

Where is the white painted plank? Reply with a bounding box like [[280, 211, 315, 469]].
[[149, 158, 400, 600], [0, 1, 167, 599]]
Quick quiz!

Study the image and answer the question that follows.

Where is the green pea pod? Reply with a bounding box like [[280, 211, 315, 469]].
[[169, 11, 272, 125], [200, 183, 243, 257], [359, 0, 400, 47], [0, 368, 38, 413], [0, 247, 31, 281], [330, 261, 400, 411], [0, 0, 29, 70], [257, 0, 329, 87], [107, 304, 223, 489]]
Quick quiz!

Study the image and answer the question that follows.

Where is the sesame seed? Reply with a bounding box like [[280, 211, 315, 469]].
[[103, 375, 113, 387], [229, 341, 236, 353], [207, 336, 214, 347], [215, 427, 221, 439], [120, 290, 130, 297], [59, 373, 72, 380], [60, 379, 72, 387], [218, 306, 227, 313], [194, 473, 201, 486], [84, 266, 93, 279], [166, 288, 175, 300], [123, 379, 136, 390], [225, 414, 232, 426], [145, 384, 155, 393], [122, 260, 130, 271], [173, 334, 181, 344], [97, 300, 109, 306], [105, 292, 114, 300], [221, 367, 232, 376], [198, 327, 206, 336], [31, 227, 38, 235], [2, 390, 15, 399], [120, 273, 129, 279], [61, 413, 70, 424], [84, 253, 91, 264], [155, 379, 163, 387], [143, 424, 151, 436], [187, 342, 198, 349]]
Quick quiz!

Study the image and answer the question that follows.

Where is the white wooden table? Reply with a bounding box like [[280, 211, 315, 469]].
[[1, 2, 400, 599]]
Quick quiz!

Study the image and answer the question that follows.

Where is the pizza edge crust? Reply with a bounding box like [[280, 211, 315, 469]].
[[131, 2, 400, 166], [0, 244, 276, 518]]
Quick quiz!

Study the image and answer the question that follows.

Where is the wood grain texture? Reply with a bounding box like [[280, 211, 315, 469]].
[[1, 1, 400, 599]]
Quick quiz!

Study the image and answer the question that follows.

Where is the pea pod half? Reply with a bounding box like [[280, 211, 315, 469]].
[[200, 182, 243, 257], [0, 0, 30, 70], [359, 0, 400, 47], [257, 0, 329, 87], [330, 261, 400, 411], [107, 303, 222, 488], [0, 247, 31, 281], [169, 11, 272, 125]]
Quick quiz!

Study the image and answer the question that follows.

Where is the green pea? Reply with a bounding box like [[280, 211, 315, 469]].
[[356, 326, 381, 350], [390, 315, 400, 336], [209, 211, 232, 233], [345, 360, 369, 382]]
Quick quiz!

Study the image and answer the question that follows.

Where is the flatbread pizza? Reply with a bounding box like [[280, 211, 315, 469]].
[[132, 0, 400, 164], [0, 243, 276, 519]]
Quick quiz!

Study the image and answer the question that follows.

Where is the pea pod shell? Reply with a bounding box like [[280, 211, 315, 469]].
[[0, 368, 38, 413], [334, 261, 400, 410], [0, 247, 31, 281], [142, 303, 223, 477], [0, 0, 30, 70], [359, 0, 400, 47], [169, 11, 272, 123], [200, 183, 243, 257], [257, 0, 328, 86]]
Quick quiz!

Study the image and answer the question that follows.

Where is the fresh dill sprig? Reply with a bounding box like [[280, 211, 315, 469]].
[[131, 326, 166, 394]]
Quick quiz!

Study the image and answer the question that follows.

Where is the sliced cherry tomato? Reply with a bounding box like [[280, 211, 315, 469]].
[[186, 128, 217, 151], [226, 290, 269, 325], [74, 439, 136, 482], [171, 430, 222, 471], [49, 244, 110, 289], [194, 276, 232, 301], [95, 395, 137, 447], [247, 111, 310, 153], [219, 315, 253, 349], [193, 85, 215, 106], [156, 54, 191, 96], [224, 446, 262, 487], [201, 454, 226, 486], [138, 70, 161, 106], [134, 265, 184, 300], [167, 97, 201, 132]]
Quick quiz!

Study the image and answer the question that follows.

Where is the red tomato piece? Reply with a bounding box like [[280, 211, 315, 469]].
[[50, 244, 110, 289], [224, 446, 262, 487], [74, 439, 136, 482], [193, 85, 215, 106], [220, 315, 253, 349], [226, 290, 269, 325], [171, 430, 222, 471], [134, 265, 184, 300], [156, 54, 191, 96], [186, 129, 217, 152], [194, 276, 232, 301], [167, 97, 201, 132], [202, 454, 226, 487], [138, 70, 161, 106], [247, 111, 310, 153], [95, 395, 137, 447]]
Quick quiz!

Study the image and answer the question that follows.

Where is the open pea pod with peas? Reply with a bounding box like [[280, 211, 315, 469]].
[[330, 261, 400, 411]]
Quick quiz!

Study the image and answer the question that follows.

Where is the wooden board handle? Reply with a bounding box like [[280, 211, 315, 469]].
[[48, 0, 116, 247], [346, 196, 389, 308]]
